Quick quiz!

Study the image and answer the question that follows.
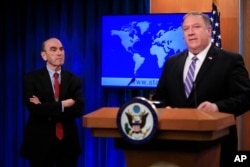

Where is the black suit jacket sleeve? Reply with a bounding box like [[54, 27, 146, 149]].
[[214, 51, 250, 116], [23, 68, 84, 121], [21, 68, 83, 159]]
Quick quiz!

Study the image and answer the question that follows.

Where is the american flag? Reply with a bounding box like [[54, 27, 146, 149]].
[[210, 2, 222, 48]]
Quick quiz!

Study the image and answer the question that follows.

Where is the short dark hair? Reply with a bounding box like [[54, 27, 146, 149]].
[[182, 11, 212, 28]]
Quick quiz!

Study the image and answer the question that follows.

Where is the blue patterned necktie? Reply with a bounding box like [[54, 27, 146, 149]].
[[184, 56, 198, 98]]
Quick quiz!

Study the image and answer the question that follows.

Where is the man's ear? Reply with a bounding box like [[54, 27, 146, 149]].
[[41, 51, 47, 61], [207, 27, 212, 35]]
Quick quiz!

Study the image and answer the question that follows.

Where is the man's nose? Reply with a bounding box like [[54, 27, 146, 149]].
[[56, 50, 63, 55]]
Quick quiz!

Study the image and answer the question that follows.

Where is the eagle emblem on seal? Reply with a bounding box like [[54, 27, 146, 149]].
[[124, 105, 151, 138], [117, 97, 158, 143]]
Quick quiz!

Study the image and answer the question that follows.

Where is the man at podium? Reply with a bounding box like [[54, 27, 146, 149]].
[[153, 12, 250, 167]]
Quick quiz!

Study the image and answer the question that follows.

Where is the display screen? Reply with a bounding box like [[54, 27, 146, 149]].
[[101, 13, 188, 88]]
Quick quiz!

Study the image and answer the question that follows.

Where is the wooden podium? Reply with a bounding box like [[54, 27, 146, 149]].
[[82, 107, 235, 167]]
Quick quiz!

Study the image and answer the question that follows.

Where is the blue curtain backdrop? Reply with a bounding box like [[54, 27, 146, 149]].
[[0, 0, 150, 166]]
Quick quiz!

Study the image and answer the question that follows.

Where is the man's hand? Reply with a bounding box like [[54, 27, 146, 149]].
[[197, 101, 219, 112], [61, 99, 75, 107], [29, 95, 41, 104]]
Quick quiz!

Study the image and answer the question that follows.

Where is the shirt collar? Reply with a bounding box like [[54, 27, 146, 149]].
[[46, 65, 61, 78], [188, 43, 212, 62]]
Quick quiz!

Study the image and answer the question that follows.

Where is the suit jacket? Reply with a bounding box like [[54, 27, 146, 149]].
[[153, 45, 250, 166], [154, 45, 250, 115], [20, 67, 84, 160]]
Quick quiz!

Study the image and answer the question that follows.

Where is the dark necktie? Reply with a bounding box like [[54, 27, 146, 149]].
[[54, 72, 64, 140], [184, 56, 198, 98]]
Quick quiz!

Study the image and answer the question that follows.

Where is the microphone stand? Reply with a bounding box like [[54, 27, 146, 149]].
[[124, 77, 136, 103], [193, 81, 198, 107]]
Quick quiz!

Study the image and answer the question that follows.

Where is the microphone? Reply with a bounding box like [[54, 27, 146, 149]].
[[151, 100, 164, 108], [127, 77, 135, 87], [124, 77, 136, 103], [149, 90, 165, 108], [193, 81, 198, 107]]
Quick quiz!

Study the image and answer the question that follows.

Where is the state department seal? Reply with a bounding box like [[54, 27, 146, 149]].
[[116, 97, 158, 144]]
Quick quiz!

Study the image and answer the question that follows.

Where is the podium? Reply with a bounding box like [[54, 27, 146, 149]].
[[82, 107, 235, 167]]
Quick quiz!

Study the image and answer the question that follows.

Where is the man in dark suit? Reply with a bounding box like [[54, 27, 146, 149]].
[[20, 38, 84, 167], [153, 12, 250, 167]]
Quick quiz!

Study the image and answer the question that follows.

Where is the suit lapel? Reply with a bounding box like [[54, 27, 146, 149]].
[[177, 51, 189, 97], [59, 70, 68, 100], [195, 46, 217, 84], [40, 68, 55, 101]]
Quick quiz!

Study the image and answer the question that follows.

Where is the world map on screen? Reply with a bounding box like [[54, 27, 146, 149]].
[[101, 14, 188, 87], [111, 21, 186, 74]]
